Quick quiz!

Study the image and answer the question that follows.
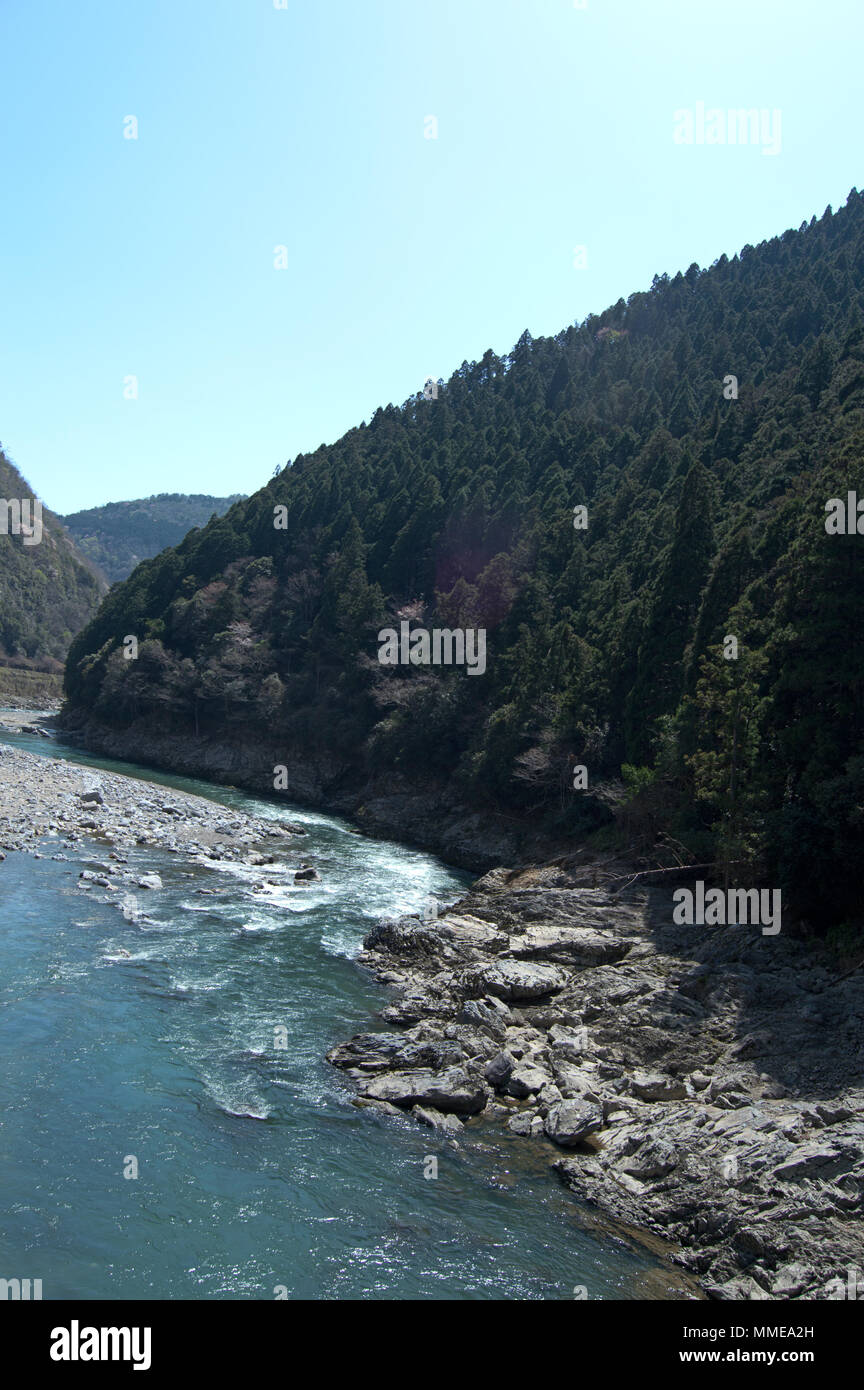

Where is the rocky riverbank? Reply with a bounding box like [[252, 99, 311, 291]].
[[54, 715, 578, 872], [14, 711, 864, 1300], [328, 859, 864, 1301], [0, 718, 312, 882]]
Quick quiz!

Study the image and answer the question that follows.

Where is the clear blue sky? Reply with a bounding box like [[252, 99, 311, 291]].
[[1, 0, 861, 514]]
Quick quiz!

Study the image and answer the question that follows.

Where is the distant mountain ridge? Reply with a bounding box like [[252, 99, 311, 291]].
[[61, 493, 246, 583]]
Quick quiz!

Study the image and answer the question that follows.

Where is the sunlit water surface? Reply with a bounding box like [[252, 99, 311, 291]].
[[0, 721, 679, 1300]]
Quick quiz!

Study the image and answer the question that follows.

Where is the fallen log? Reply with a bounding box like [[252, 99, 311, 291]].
[[609, 861, 747, 894]]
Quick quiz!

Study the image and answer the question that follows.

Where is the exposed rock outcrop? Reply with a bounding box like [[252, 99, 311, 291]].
[[329, 862, 864, 1301]]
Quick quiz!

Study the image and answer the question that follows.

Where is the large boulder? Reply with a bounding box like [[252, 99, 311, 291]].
[[362, 1067, 489, 1115], [411, 1104, 464, 1135], [509, 926, 631, 967], [464, 959, 568, 1001], [434, 913, 510, 954], [630, 1071, 688, 1102], [364, 917, 448, 959], [507, 1111, 538, 1136], [380, 994, 451, 1026], [328, 1033, 462, 1074], [544, 1099, 604, 1147], [327, 1032, 407, 1071], [460, 998, 510, 1040], [507, 1065, 550, 1099], [484, 1052, 514, 1089]]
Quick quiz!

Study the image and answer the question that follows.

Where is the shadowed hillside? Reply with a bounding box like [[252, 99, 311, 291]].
[[0, 448, 106, 696], [63, 190, 864, 928]]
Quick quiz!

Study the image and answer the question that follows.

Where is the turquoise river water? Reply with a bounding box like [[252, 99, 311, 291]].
[[0, 721, 684, 1300]]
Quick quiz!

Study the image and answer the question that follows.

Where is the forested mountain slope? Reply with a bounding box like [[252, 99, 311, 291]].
[[0, 449, 106, 672], [61, 493, 246, 583], [63, 190, 864, 927]]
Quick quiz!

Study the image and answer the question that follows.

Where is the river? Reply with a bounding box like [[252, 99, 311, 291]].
[[0, 718, 681, 1300]]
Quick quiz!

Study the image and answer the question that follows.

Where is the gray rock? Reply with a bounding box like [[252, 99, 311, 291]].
[[460, 998, 509, 1040], [507, 1111, 537, 1136], [78, 870, 112, 887], [618, 1137, 678, 1180], [352, 1097, 404, 1120], [324, 858, 864, 1296], [773, 1144, 843, 1181], [551, 1058, 603, 1098], [688, 1070, 712, 1092], [705, 1277, 772, 1301], [815, 1103, 854, 1125], [328, 1032, 461, 1073], [547, 1023, 589, 1061], [709, 1073, 749, 1101], [364, 918, 446, 957], [537, 1082, 563, 1110], [509, 925, 631, 967], [379, 997, 442, 1026], [362, 1067, 489, 1115], [630, 1071, 688, 1102], [466, 960, 568, 1001], [484, 1052, 514, 1088], [544, 1099, 604, 1147], [411, 1105, 464, 1135], [771, 1263, 813, 1298], [507, 1065, 549, 1098]]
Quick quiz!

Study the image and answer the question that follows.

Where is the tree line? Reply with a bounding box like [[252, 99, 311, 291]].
[[64, 189, 864, 930]]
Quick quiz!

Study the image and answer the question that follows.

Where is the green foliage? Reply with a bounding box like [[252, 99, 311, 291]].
[[62, 188, 864, 927], [61, 493, 246, 583], [0, 450, 105, 665], [620, 765, 656, 800]]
